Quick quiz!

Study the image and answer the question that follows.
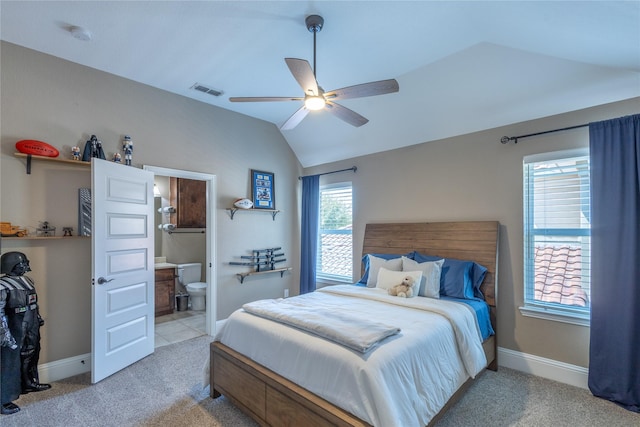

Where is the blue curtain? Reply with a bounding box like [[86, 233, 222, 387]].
[[299, 175, 320, 294], [588, 114, 640, 412]]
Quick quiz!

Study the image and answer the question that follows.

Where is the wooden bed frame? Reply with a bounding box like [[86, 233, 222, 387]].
[[211, 221, 500, 426]]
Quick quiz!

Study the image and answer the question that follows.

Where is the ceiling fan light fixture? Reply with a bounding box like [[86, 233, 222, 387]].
[[230, 14, 398, 129], [304, 95, 326, 110]]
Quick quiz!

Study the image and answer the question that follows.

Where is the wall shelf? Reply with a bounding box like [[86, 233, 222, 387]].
[[227, 207, 280, 220], [1, 236, 90, 241], [236, 267, 292, 284], [14, 152, 91, 174]]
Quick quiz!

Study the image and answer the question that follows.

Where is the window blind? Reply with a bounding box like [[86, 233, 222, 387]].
[[523, 152, 591, 316], [317, 184, 353, 282]]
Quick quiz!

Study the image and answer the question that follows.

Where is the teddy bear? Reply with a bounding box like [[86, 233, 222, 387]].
[[388, 275, 416, 298]]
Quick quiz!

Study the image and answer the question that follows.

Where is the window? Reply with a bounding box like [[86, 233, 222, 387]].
[[521, 149, 591, 326], [317, 183, 352, 283]]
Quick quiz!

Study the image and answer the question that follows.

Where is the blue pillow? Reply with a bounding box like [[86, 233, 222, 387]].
[[470, 262, 488, 300], [412, 252, 487, 300], [358, 253, 412, 285]]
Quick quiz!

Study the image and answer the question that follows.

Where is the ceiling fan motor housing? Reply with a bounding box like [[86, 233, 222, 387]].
[[306, 15, 324, 33]]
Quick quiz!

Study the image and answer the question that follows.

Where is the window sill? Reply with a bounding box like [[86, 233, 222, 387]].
[[519, 305, 590, 327]]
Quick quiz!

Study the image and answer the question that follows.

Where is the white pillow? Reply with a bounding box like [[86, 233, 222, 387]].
[[366, 255, 403, 288], [402, 256, 445, 298], [376, 267, 423, 297]]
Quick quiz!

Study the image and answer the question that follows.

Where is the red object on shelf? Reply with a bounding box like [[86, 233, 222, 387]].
[[15, 139, 59, 157]]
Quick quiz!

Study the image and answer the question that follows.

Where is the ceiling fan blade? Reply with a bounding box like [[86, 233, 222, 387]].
[[324, 79, 399, 100], [280, 105, 310, 130], [325, 101, 369, 127], [229, 96, 303, 102], [285, 58, 319, 96]]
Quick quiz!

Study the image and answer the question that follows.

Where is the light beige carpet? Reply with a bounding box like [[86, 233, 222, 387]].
[[4, 335, 255, 427]]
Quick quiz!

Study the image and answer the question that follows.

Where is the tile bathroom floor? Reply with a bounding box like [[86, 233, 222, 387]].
[[155, 310, 206, 348]]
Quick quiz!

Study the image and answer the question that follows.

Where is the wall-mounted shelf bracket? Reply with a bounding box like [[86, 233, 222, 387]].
[[227, 208, 280, 220], [236, 267, 292, 284]]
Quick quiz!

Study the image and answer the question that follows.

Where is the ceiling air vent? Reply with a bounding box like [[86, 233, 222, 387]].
[[190, 83, 224, 97]]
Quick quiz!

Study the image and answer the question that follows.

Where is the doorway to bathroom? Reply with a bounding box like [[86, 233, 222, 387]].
[[154, 311, 206, 348], [143, 165, 217, 347]]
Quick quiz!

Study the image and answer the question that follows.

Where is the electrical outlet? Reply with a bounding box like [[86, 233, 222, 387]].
[[284, 289, 289, 298]]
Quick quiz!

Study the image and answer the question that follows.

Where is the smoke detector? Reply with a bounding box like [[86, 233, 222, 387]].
[[69, 26, 92, 41]]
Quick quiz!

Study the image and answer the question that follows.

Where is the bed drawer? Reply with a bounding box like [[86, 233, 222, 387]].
[[267, 385, 331, 427]]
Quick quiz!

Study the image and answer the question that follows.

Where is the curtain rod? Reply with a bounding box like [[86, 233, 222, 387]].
[[500, 123, 588, 144], [298, 166, 357, 180]]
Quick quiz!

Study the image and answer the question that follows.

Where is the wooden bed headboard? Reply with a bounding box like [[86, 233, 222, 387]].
[[362, 221, 500, 327]]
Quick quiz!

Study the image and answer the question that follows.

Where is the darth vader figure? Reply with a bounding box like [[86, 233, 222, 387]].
[[0, 252, 51, 415], [81, 134, 106, 162]]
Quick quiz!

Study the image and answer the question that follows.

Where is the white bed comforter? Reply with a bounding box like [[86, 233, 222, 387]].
[[214, 285, 487, 427], [242, 295, 401, 353]]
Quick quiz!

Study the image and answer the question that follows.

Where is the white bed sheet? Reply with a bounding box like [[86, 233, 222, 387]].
[[214, 285, 487, 427]]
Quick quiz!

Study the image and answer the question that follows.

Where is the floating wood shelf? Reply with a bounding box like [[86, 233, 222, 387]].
[[236, 267, 292, 284], [227, 207, 280, 220], [1, 236, 90, 241], [14, 152, 91, 174]]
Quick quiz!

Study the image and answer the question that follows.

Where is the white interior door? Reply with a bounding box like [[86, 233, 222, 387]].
[[92, 159, 155, 383]]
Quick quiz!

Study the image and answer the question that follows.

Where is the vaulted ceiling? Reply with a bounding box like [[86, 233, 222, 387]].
[[2, 1, 639, 167]]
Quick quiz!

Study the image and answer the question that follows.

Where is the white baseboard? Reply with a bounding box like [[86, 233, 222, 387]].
[[498, 346, 589, 389], [37, 352, 91, 383]]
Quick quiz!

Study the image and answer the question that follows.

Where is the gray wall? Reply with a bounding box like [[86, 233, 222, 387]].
[[3, 41, 638, 371], [307, 97, 639, 369], [0, 42, 302, 363]]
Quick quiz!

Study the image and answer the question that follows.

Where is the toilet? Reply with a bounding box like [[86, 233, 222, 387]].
[[176, 263, 207, 311]]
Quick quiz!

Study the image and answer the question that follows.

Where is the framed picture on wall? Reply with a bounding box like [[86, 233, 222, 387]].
[[251, 169, 275, 210]]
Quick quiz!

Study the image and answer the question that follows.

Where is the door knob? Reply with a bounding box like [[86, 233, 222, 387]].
[[97, 277, 114, 285]]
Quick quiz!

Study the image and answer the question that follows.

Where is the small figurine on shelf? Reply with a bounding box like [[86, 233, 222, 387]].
[[71, 146, 81, 161], [81, 134, 106, 162], [112, 152, 122, 163], [62, 227, 73, 237], [122, 135, 133, 166], [0, 223, 27, 238], [35, 221, 55, 238]]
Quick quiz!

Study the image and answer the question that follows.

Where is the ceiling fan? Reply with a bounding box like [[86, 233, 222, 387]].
[[229, 15, 399, 130]]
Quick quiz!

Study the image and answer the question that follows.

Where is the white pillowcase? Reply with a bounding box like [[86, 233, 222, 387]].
[[376, 267, 423, 297], [366, 255, 403, 288], [402, 256, 445, 298]]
